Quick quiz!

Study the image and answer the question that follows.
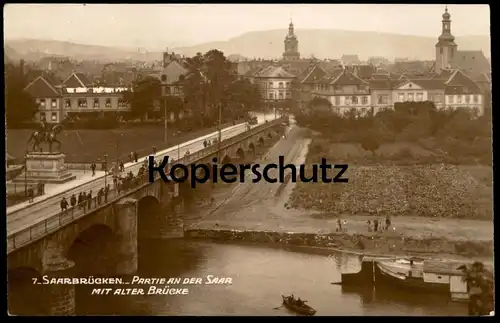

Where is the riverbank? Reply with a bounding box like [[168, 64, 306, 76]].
[[184, 124, 493, 262]]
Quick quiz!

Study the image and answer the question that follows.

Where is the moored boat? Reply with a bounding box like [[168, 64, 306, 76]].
[[281, 295, 316, 315]]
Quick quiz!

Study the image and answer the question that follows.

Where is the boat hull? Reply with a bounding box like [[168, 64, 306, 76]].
[[374, 263, 450, 294], [282, 296, 316, 315]]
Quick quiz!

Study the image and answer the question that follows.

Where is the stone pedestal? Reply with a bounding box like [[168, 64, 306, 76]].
[[114, 199, 138, 275], [13, 152, 76, 184], [43, 241, 76, 316]]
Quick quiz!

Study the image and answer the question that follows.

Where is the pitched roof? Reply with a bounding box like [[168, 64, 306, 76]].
[[451, 50, 490, 77], [63, 72, 93, 87], [444, 69, 482, 94], [297, 65, 329, 84], [280, 60, 312, 76], [409, 79, 445, 90], [349, 64, 377, 79], [243, 66, 263, 77], [254, 66, 295, 78], [331, 70, 368, 86], [158, 60, 188, 84], [24, 76, 61, 98], [369, 79, 403, 90]]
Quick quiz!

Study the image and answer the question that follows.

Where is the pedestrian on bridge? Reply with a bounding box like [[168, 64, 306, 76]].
[[134, 151, 138, 163], [70, 194, 77, 208], [27, 187, 34, 203], [60, 197, 68, 212], [87, 191, 93, 209], [91, 162, 96, 176], [104, 184, 110, 202], [97, 188, 104, 204], [119, 161, 125, 173], [77, 192, 84, 209]]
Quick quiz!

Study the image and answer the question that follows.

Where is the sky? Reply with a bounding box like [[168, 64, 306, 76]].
[[3, 4, 490, 50]]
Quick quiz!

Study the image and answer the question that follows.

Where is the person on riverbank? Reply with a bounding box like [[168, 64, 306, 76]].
[[336, 219, 342, 232], [385, 216, 392, 231], [374, 219, 379, 232]]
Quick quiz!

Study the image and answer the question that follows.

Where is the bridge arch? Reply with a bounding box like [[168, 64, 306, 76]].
[[137, 195, 162, 240], [8, 266, 46, 315], [221, 155, 232, 164], [67, 224, 114, 275], [258, 137, 265, 146], [248, 142, 256, 153], [236, 147, 245, 160]]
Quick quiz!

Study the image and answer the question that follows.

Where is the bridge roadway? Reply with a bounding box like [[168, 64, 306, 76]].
[[7, 113, 276, 237]]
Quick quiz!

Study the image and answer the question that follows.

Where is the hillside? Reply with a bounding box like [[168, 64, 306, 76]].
[[5, 30, 490, 62]]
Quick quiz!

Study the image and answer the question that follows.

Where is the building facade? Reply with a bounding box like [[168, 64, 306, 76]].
[[253, 66, 295, 104], [24, 72, 131, 123], [311, 70, 372, 117]]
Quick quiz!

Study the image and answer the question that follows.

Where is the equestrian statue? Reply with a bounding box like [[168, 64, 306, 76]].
[[27, 121, 64, 152]]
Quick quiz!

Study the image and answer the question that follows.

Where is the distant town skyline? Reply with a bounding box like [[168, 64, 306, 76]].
[[4, 4, 490, 51]]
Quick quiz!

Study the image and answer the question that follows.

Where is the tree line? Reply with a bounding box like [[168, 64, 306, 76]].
[[123, 49, 262, 128]]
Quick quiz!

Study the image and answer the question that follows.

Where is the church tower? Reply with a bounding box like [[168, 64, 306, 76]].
[[283, 21, 300, 61], [435, 6, 457, 73]]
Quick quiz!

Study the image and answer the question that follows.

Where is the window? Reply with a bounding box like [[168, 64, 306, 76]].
[[268, 82, 273, 88], [334, 107, 340, 114], [286, 82, 291, 88], [51, 112, 57, 122], [174, 87, 179, 93], [408, 93, 414, 101], [279, 82, 284, 89], [447, 95, 452, 104], [352, 96, 358, 105], [345, 96, 351, 105], [285, 91, 291, 98], [118, 99, 126, 108], [434, 95, 442, 103], [416, 93, 424, 101], [93, 99, 100, 108], [279, 91, 284, 99], [465, 95, 470, 103], [457, 95, 462, 104], [361, 108, 367, 114], [39, 112, 45, 121], [164, 87, 171, 95], [473, 95, 479, 103], [268, 92, 274, 100], [161, 74, 167, 82], [40, 99, 46, 108], [361, 96, 368, 105], [398, 93, 404, 102], [65, 100, 71, 108], [78, 99, 87, 108], [335, 96, 341, 106], [377, 95, 384, 104], [105, 99, 112, 108], [51, 99, 57, 108]]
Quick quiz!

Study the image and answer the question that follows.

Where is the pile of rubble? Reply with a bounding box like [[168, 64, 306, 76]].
[[290, 164, 492, 219]]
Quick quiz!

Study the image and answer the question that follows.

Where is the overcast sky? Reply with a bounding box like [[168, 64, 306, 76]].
[[4, 4, 490, 50]]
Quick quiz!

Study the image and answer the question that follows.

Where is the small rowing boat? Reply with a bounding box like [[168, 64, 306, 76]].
[[281, 295, 316, 315]]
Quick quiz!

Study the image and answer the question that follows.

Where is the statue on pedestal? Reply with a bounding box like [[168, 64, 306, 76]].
[[27, 122, 64, 153]]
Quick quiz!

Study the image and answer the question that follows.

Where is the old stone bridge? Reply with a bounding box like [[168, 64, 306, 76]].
[[7, 118, 286, 316]]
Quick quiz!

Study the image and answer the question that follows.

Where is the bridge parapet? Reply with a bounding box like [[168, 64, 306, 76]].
[[7, 117, 286, 254]]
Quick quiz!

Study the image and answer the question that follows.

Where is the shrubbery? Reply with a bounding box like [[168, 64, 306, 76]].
[[294, 100, 492, 165]]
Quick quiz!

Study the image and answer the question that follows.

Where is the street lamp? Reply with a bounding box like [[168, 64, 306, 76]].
[[104, 153, 108, 202], [164, 99, 168, 144], [116, 133, 123, 167], [24, 150, 28, 197]]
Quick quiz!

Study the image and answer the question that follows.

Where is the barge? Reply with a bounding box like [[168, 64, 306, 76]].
[[340, 257, 471, 302]]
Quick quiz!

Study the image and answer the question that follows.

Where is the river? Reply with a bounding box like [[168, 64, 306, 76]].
[[76, 238, 467, 316]]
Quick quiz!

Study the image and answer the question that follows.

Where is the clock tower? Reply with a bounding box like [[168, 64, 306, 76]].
[[435, 6, 457, 73], [283, 21, 300, 61]]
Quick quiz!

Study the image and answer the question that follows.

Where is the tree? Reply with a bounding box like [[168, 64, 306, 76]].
[[164, 95, 184, 123], [5, 63, 38, 126], [360, 132, 381, 155], [458, 262, 494, 315], [123, 76, 161, 120]]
